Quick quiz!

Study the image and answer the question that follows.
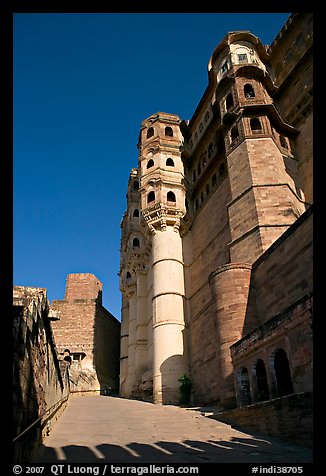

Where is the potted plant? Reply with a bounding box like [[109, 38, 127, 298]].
[[178, 374, 192, 405]]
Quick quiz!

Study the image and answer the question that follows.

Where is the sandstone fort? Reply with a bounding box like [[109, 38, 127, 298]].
[[13, 12, 313, 462]]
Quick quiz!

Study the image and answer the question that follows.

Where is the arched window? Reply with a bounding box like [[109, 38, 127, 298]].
[[165, 126, 173, 137], [255, 359, 270, 402], [147, 159, 154, 168], [250, 117, 262, 132], [133, 181, 139, 191], [208, 143, 214, 157], [166, 158, 174, 166], [133, 209, 139, 217], [239, 367, 252, 406], [63, 349, 72, 364], [295, 33, 304, 49], [280, 135, 288, 149], [147, 191, 155, 203], [231, 125, 239, 143], [274, 349, 294, 397], [212, 173, 217, 187], [132, 237, 140, 248], [206, 184, 210, 196], [167, 191, 176, 203], [147, 127, 154, 139], [219, 163, 225, 176], [226, 93, 234, 111], [200, 192, 204, 204], [244, 83, 255, 98], [126, 272, 131, 280]]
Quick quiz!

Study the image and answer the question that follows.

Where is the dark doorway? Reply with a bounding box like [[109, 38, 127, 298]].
[[256, 359, 270, 402], [274, 349, 294, 397]]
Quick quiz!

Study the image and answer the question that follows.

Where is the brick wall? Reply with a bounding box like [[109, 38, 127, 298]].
[[185, 178, 232, 405], [250, 206, 312, 325], [50, 274, 121, 393]]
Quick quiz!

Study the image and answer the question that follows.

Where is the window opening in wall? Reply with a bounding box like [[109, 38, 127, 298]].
[[206, 184, 210, 196], [255, 359, 270, 402], [126, 272, 131, 280], [239, 367, 252, 406], [193, 170, 196, 183], [244, 83, 255, 98], [208, 143, 214, 158], [221, 61, 228, 74], [197, 162, 201, 175], [200, 192, 204, 204], [250, 117, 262, 132], [212, 173, 217, 186], [166, 158, 174, 166], [238, 53, 248, 63], [280, 135, 288, 149], [219, 163, 225, 176], [133, 181, 139, 191], [165, 126, 173, 137], [132, 237, 140, 248], [133, 209, 139, 217], [295, 32, 304, 49], [274, 349, 294, 397], [284, 49, 293, 64], [147, 159, 154, 168], [147, 191, 155, 203], [147, 127, 154, 139], [226, 93, 234, 111], [167, 191, 176, 203], [231, 125, 239, 143]]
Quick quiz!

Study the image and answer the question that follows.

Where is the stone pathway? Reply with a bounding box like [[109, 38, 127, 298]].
[[34, 395, 313, 464]]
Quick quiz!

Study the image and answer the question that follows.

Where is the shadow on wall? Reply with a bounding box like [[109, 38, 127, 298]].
[[93, 300, 121, 396], [13, 305, 41, 463], [35, 432, 313, 464], [159, 354, 190, 405]]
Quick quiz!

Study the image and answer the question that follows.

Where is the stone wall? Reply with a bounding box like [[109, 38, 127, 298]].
[[231, 207, 313, 407], [249, 206, 313, 327], [212, 392, 313, 449], [50, 274, 121, 394], [13, 287, 69, 463]]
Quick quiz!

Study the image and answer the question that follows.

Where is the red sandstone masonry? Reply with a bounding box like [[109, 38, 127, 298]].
[[252, 208, 312, 324]]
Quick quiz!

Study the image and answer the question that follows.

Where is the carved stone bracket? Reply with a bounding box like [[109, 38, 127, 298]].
[[142, 203, 185, 234]]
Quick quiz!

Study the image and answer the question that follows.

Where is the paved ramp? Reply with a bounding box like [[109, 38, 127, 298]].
[[34, 395, 312, 464]]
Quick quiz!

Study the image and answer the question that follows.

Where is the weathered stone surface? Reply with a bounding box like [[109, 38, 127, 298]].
[[50, 273, 121, 394], [13, 287, 69, 464]]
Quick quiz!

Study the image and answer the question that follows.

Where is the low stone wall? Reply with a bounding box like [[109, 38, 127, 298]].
[[211, 392, 313, 449]]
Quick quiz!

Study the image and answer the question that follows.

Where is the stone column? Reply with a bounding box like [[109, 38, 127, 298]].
[[119, 295, 129, 397], [209, 263, 252, 409], [124, 285, 137, 396], [135, 272, 148, 387], [152, 226, 188, 404]]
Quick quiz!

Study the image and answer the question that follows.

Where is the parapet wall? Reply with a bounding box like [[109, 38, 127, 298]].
[[13, 287, 70, 463], [212, 392, 313, 449]]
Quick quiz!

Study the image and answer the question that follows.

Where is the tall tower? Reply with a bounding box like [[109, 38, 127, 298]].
[[210, 32, 307, 263], [120, 112, 189, 404], [139, 112, 189, 404]]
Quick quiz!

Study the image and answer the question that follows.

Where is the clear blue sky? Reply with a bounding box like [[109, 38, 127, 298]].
[[13, 12, 291, 319]]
